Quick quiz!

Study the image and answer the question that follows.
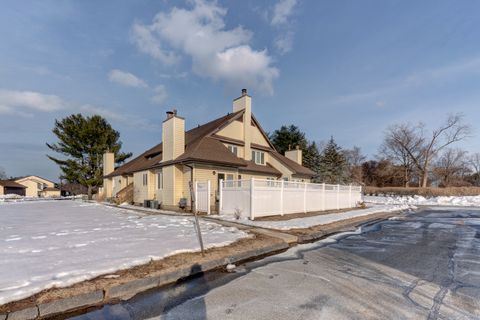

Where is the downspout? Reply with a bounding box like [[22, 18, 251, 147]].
[[184, 163, 195, 212]]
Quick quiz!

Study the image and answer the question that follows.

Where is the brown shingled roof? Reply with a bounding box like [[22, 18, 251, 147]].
[[239, 161, 282, 176], [105, 111, 244, 177], [0, 180, 27, 188], [105, 109, 315, 179], [269, 152, 316, 177]]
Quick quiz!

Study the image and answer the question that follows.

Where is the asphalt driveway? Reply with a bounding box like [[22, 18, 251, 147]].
[[73, 208, 480, 320]]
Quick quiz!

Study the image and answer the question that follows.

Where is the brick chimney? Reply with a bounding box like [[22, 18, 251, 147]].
[[233, 89, 252, 160], [162, 109, 185, 162], [285, 145, 302, 165]]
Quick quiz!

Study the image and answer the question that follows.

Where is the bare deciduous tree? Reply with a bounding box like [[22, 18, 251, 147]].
[[432, 149, 469, 187], [343, 146, 366, 184], [380, 127, 420, 187], [383, 114, 471, 188], [468, 153, 480, 186]]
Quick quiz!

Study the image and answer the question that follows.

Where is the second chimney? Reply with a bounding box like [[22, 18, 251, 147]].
[[285, 145, 303, 165], [162, 109, 185, 162], [232, 89, 252, 160]]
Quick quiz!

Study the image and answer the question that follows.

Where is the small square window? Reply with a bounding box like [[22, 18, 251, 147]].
[[251, 150, 265, 165], [227, 145, 238, 156]]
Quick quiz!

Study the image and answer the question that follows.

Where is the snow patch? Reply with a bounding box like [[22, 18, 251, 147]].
[[0, 201, 248, 305], [365, 195, 480, 207], [213, 204, 412, 230]]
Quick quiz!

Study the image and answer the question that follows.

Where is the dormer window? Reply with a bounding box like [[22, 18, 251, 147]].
[[227, 144, 238, 156], [252, 150, 265, 165]]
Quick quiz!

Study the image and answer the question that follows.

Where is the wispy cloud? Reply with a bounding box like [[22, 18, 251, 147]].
[[151, 85, 168, 105], [108, 69, 148, 88], [130, 0, 279, 94], [335, 56, 480, 105], [271, 0, 298, 26], [0, 90, 69, 116], [270, 0, 298, 54], [80, 104, 160, 131]]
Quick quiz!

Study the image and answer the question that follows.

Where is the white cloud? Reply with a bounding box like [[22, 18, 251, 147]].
[[271, 0, 298, 26], [274, 31, 294, 55], [130, 23, 180, 65], [270, 0, 298, 54], [108, 69, 148, 88], [80, 105, 160, 131], [151, 85, 168, 105], [130, 0, 279, 94], [0, 90, 68, 115]]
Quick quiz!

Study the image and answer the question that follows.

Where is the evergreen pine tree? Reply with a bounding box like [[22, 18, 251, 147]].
[[46, 114, 132, 199], [269, 124, 321, 173], [269, 125, 308, 154], [318, 136, 349, 184], [303, 141, 321, 174]]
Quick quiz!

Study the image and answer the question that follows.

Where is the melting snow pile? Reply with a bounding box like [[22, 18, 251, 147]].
[[0, 201, 247, 305], [214, 204, 412, 230], [365, 195, 480, 207]]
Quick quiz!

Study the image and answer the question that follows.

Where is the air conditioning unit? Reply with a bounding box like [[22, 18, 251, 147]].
[[150, 200, 159, 209]]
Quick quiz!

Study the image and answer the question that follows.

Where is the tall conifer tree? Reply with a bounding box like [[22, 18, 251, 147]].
[[47, 114, 132, 199]]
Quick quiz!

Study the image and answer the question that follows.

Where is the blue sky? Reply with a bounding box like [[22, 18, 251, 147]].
[[1, 0, 480, 181]]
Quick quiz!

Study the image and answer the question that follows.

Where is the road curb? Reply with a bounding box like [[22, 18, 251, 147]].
[[0, 241, 289, 319]]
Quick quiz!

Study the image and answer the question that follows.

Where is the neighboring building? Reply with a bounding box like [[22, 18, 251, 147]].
[[15, 176, 57, 197], [39, 187, 61, 198], [103, 89, 316, 210], [0, 180, 27, 196]]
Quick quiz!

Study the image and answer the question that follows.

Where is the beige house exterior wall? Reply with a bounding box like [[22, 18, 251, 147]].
[[216, 120, 243, 140], [16, 176, 55, 197], [40, 189, 61, 198], [112, 176, 130, 197], [161, 165, 176, 206], [133, 170, 155, 204], [0, 187, 4, 196], [251, 126, 270, 147]]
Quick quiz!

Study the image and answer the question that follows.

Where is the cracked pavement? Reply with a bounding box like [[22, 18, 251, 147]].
[[73, 208, 480, 320]]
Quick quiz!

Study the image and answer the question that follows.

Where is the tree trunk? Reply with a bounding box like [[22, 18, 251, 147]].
[[421, 172, 428, 188], [87, 185, 92, 200], [404, 166, 409, 188]]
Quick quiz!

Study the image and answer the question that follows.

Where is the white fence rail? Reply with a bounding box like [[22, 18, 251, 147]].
[[195, 181, 211, 214], [220, 179, 362, 220]]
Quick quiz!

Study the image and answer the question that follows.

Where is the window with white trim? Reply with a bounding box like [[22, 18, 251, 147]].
[[227, 144, 238, 156], [157, 171, 163, 189], [251, 150, 265, 165], [142, 173, 148, 186]]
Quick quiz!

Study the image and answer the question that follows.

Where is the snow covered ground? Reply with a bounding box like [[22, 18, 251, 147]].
[[365, 195, 480, 207], [213, 204, 412, 230], [0, 200, 248, 305]]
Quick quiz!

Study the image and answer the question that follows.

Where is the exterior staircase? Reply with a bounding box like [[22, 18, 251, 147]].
[[115, 183, 134, 204]]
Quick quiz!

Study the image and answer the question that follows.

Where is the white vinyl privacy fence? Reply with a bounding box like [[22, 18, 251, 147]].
[[220, 179, 362, 220], [195, 181, 211, 214]]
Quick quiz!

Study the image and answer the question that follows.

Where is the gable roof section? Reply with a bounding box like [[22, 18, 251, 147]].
[[105, 111, 244, 177], [0, 180, 27, 188], [14, 175, 55, 184]]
